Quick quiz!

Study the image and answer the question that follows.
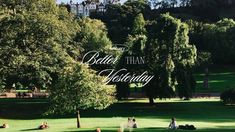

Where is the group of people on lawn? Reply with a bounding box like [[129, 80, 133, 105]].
[[1, 117, 195, 131], [0, 122, 49, 130], [126, 117, 138, 128]]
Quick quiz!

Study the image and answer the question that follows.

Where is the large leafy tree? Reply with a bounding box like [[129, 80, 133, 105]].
[[144, 13, 197, 104], [0, 0, 116, 113], [188, 19, 235, 64], [91, 0, 151, 44], [115, 13, 147, 99], [47, 63, 116, 115], [205, 19, 235, 64], [75, 17, 120, 72], [75, 18, 112, 56], [0, 0, 78, 89]]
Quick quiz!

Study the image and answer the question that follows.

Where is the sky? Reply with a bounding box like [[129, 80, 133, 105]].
[[56, 0, 127, 4]]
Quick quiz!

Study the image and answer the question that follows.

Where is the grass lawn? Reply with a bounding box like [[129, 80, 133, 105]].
[[129, 67, 235, 94], [0, 98, 235, 132], [194, 67, 235, 93]]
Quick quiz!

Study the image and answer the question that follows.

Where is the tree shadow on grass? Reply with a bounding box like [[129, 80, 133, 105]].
[[63, 127, 235, 132], [63, 127, 168, 132], [1, 99, 235, 124], [77, 101, 235, 123], [20, 128, 41, 131]]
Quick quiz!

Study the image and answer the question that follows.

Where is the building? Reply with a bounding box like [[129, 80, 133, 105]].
[[69, 0, 120, 17]]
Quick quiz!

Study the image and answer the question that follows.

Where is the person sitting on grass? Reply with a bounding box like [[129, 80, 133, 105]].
[[95, 128, 101, 132], [132, 118, 138, 128], [39, 122, 49, 129], [127, 117, 133, 128], [0, 123, 9, 128], [169, 117, 178, 129]]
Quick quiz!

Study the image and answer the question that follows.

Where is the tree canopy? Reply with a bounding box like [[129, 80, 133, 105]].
[[0, 0, 77, 89], [144, 13, 197, 103], [47, 63, 116, 115], [0, 0, 116, 114]]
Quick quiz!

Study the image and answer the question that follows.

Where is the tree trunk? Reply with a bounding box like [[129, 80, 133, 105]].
[[77, 110, 81, 128], [149, 97, 154, 105]]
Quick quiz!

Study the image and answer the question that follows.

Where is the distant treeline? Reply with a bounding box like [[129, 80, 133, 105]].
[[91, 0, 235, 65]]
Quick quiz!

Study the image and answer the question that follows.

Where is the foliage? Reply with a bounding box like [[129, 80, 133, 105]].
[[124, 0, 150, 13], [47, 63, 116, 115], [144, 13, 197, 102], [195, 51, 211, 67], [202, 19, 235, 64], [209, 19, 235, 64], [115, 13, 147, 99], [220, 88, 235, 104], [0, 0, 116, 113], [0, 79, 4, 93], [187, 18, 235, 65], [131, 13, 147, 35], [0, 0, 79, 89], [91, 0, 151, 44], [157, 0, 178, 8], [75, 18, 112, 56], [75, 17, 121, 72]]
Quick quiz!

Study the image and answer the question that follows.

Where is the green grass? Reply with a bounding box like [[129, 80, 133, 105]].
[[0, 98, 235, 132], [129, 67, 235, 93], [194, 68, 235, 93]]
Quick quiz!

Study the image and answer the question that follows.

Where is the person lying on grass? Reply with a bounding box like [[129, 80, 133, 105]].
[[169, 117, 178, 129], [0, 123, 9, 128], [168, 118, 197, 130], [39, 122, 49, 129]]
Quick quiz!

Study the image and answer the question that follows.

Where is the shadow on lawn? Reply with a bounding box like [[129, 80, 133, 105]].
[[1, 98, 235, 124], [63, 127, 167, 132], [78, 101, 235, 123], [63, 127, 235, 132], [20, 128, 40, 131]]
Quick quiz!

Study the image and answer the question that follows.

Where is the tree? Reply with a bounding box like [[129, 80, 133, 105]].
[[124, 0, 151, 11], [115, 13, 147, 99], [0, 0, 117, 114], [75, 18, 113, 56], [0, 79, 4, 93], [144, 13, 197, 104], [75, 17, 121, 73], [179, 0, 191, 7], [188, 18, 235, 65], [149, 0, 162, 9], [91, 0, 151, 44], [169, 0, 178, 7], [160, 0, 178, 8], [159, 0, 171, 9], [206, 19, 235, 64], [47, 63, 116, 115], [131, 13, 147, 35], [0, 0, 79, 90]]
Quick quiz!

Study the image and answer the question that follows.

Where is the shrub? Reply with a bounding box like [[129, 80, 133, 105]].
[[220, 88, 235, 104]]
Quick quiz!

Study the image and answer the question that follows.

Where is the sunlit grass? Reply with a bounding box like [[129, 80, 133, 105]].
[[194, 68, 235, 93], [0, 98, 235, 132]]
